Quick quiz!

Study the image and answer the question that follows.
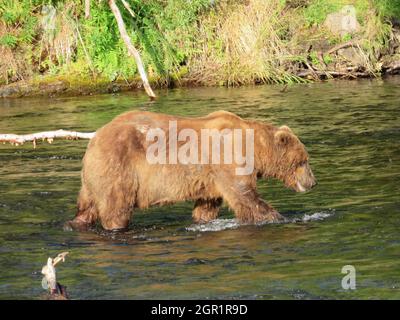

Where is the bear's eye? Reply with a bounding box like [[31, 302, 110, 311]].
[[298, 160, 307, 167]]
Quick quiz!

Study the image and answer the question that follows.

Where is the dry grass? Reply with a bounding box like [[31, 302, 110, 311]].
[[0, 3, 79, 84], [188, 0, 306, 86], [40, 2, 78, 68], [0, 22, 32, 84], [360, 8, 394, 74]]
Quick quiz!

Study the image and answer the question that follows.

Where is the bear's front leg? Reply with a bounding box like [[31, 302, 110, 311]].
[[234, 195, 284, 224], [64, 216, 94, 232], [192, 198, 222, 223], [215, 177, 285, 224]]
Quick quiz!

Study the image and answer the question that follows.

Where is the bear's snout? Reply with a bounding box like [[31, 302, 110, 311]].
[[295, 163, 316, 192]]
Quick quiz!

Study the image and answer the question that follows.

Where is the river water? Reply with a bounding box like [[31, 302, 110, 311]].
[[0, 78, 399, 299]]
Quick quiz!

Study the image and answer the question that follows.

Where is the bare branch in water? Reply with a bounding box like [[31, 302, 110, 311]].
[[0, 129, 95, 147], [41, 252, 69, 299]]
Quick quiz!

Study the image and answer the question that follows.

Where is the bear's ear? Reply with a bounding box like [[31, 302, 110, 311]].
[[278, 125, 293, 133], [274, 128, 294, 147]]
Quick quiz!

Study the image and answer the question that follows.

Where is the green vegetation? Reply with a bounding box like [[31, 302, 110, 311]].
[[0, 0, 399, 89], [303, 0, 347, 26]]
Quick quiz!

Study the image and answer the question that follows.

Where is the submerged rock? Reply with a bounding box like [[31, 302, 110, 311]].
[[184, 258, 207, 265], [38, 80, 70, 95], [0, 83, 22, 98]]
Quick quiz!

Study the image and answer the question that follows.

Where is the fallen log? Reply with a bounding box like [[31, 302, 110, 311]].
[[296, 69, 370, 79], [0, 129, 95, 147], [383, 60, 400, 74]]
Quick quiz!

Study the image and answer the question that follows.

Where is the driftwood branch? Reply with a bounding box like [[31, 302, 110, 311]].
[[121, 0, 136, 18], [325, 41, 360, 55], [41, 252, 69, 299], [85, 0, 90, 19], [109, 0, 156, 99], [0, 129, 95, 147]]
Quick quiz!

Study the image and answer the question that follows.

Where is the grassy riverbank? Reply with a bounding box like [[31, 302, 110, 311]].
[[1, 0, 400, 97]]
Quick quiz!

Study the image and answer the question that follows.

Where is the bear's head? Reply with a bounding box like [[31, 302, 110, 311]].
[[260, 125, 316, 192]]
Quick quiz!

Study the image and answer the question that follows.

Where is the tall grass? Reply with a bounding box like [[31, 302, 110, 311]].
[[188, 0, 306, 86], [0, 0, 38, 83]]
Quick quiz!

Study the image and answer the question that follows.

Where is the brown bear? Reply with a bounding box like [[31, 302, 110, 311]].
[[67, 110, 316, 231]]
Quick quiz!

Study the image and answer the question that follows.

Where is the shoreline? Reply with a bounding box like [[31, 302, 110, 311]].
[[1, 66, 399, 99]]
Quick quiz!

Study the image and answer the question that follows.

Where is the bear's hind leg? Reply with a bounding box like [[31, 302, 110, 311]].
[[97, 185, 136, 231], [92, 160, 139, 231], [192, 198, 222, 224]]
